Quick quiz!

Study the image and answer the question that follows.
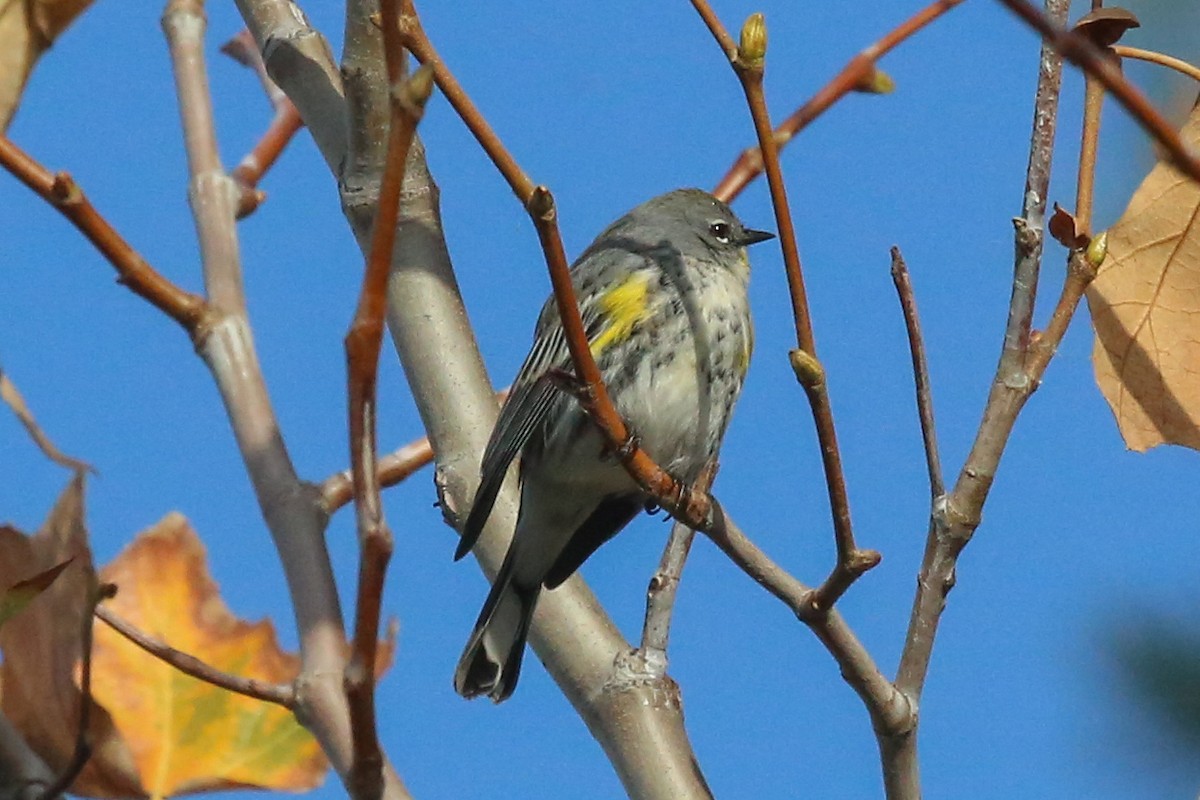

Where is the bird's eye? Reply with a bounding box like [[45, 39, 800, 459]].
[[709, 221, 732, 243]]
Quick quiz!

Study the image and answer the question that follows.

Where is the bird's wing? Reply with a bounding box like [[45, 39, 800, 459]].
[[455, 249, 654, 561], [542, 493, 644, 589], [455, 324, 568, 560]]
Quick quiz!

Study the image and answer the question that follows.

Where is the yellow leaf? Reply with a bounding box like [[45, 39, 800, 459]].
[[1086, 105, 1200, 452], [93, 515, 327, 797]]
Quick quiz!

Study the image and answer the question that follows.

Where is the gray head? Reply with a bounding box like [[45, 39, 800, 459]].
[[595, 188, 775, 261]]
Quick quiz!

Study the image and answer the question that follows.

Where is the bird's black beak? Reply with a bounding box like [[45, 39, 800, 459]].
[[738, 228, 775, 246]]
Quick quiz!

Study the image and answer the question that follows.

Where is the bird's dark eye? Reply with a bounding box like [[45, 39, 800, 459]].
[[709, 221, 732, 243]]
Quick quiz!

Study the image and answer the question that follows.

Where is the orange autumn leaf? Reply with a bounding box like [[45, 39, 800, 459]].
[[1086, 105, 1200, 452], [93, 514, 327, 797]]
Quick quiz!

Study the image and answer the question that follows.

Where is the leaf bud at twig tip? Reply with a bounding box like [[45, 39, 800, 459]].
[[1087, 231, 1108, 268], [738, 13, 767, 68], [788, 349, 825, 389], [50, 172, 81, 204], [407, 63, 436, 106], [528, 186, 556, 220], [854, 67, 895, 95]]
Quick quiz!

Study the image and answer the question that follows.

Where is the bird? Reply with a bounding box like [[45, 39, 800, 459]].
[[453, 188, 773, 702]]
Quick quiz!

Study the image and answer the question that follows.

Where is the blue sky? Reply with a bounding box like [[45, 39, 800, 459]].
[[3, 1, 1199, 798]]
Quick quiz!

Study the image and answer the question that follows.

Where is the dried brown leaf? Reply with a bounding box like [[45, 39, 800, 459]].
[[1073, 7, 1141, 48], [1048, 203, 1088, 250], [0, 474, 143, 798], [0, 0, 96, 130], [1086, 105, 1200, 452], [0, 557, 74, 628]]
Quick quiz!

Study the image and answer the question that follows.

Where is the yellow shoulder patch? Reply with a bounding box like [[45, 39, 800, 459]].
[[590, 271, 654, 357], [735, 331, 753, 378]]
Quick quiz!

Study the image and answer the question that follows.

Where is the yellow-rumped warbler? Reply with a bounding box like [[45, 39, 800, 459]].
[[453, 188, 773, 702]]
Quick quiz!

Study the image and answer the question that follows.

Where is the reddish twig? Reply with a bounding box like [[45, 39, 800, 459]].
[[1114, 45, 1200, 83], [343, 2, 434, 796], [397, 0, 725, 537], [0, 137, 207, 332], [320, 388, 510, 515], [695, 6, 878, 610], [889, 248, 943, 500], [95, 604, 295, 707], [713, 0, 966, 203], [997, 0, 1200, 184], [221, 29, 305, 218], [322, 437, 433, 514]]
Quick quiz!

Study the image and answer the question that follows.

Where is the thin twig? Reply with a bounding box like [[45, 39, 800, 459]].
[[95, 605, 295, 707], [889, 249, 943, 500], [997, 0, 1200, 184], [221, 29, 305, 218], [896, 0, 1072, 709], [702, 515, 911, 735], [320, 388, 510, 515], [165, 1, 360, 794], [1114, 45, 1200, 84], [713, 0, 967, 203], [0, 137, 207, 332], [398, 0, 725, 539], [639, 463, 717, 664], [342, 3, 434, 796], [321, 437, 433, 514], [396, 1, 533, 202], [1074, 67, 1104, 236], [37, 582, 116, 800], [886, 2, 1073, 795], [694, 5, 878, 610], [0, 367, 95, 474]]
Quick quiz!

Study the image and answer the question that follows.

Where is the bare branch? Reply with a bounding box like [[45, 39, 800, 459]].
[[713, 0, 967, 203], [341, 5, 434, 793], [639, 464, 717, 664], [221, 30, 304, 218], [694, 6, 877, 609], [700, 515, 911, 737], [998, 0, 1200, 183], [0, 137, 207, 331], [234, 0, 347, 172], [95, 605, 295, 708], [1114, 45, 1200, 83], [163, 2, 362, 794], [889, 249, 943, 500]]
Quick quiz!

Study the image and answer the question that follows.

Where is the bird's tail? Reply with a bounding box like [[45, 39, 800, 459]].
[[453, 549, 539, 703]]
